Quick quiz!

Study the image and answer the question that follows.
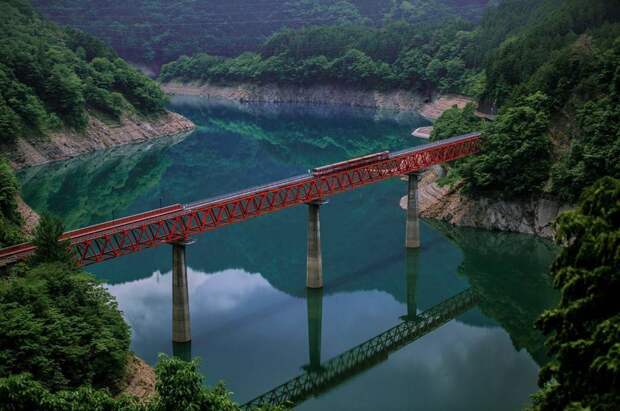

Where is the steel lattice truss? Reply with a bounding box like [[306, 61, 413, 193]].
[[243, 289, 478, 409], [0, 133, 480, 267]]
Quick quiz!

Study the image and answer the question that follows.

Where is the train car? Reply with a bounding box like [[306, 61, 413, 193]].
[[312, 151, 390, 177]]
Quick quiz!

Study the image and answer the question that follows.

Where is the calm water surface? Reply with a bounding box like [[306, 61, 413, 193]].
[[19, 97, 558, 410]]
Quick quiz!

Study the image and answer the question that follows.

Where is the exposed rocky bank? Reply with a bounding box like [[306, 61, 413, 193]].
[[17, 195, 39, 235], [161, 81, 473, 120], [120, 355, 156, 401], [401, 167, 572, 239], [164, 81, 566, 238], [6, 111, 195, 169]]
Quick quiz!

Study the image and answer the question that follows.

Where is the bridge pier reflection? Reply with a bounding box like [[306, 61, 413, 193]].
[[243, 288, 478, 410], [303, 288, 324, 372], [402, 249, 420, 321], [172, 341, 192, 362], [172, 240, 193, 343], [405, 173, 420, 249], [306, 200, 327, 288]]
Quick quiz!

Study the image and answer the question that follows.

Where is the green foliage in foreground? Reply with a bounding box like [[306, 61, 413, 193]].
[[0, 261, 131, 391], [532, 177, 620, 410], [0, 158, 23, 247], [0, 0, 166, 144], [0, 355, 286, 411], [151, 355, 285, 411], [30, 213, 72, 265], [0, 215, 285, 410]]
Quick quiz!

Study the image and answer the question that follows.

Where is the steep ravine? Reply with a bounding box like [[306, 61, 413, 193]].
[[6, 111, 195, 169], [401, 167, 572, 238]]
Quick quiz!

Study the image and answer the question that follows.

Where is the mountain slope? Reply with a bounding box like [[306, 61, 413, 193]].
[[0, 0, 194, 167], [31, 0, 490, 67]]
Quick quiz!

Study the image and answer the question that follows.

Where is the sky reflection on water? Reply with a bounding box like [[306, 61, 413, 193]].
[[107, 267, 539, 409], [20, 98, 557, 410]]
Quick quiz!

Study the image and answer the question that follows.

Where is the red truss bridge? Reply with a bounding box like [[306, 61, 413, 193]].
[[0, 132, 480, 267]]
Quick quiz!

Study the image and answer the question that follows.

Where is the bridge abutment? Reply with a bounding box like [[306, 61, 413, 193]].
[[172, 240, 193, 343], [405, 173, 420, 249], [306, 200, 326, 289]]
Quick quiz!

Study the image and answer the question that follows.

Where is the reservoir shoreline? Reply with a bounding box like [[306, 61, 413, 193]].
[[402, 167, 571, 239], [160, 81, 474, 120], [160, 86, 566, 238], [6, 110, 195, 170]]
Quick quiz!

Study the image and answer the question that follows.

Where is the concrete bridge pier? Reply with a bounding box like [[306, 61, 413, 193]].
[[172, 239, 194, 343], [405, 173, 420, 249], [307, 200, 327, 289], [304, 288, 324, 372]]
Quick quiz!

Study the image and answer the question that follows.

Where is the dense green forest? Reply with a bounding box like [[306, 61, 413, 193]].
[[158, 0, 620, 203], [31, 0, 488, 66], [533, 177, 619, 410], [159, 1, 620, 100], [0, 210, 285, 410], [0, 158, 24, 247], [0, 0, 167, 145], [0, 1, 618, 409], [429, 0, 620, 203], [159, 20, 484, 97]]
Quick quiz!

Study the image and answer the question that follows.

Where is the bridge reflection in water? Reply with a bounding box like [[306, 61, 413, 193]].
[[243, 285, 478, 409]]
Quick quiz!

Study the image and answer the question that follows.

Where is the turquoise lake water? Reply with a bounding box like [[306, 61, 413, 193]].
[[19, 97, 558, 410]]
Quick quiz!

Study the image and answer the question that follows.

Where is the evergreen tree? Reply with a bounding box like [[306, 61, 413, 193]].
[[31, 213, 72, 266], [533, 177, 620, 410]]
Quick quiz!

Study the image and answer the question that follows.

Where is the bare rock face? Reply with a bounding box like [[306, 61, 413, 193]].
[[7, 111, 195, 169], [16, 194, 39, 236], [120, 355, 156, 402], [400, 168, 572, 238]]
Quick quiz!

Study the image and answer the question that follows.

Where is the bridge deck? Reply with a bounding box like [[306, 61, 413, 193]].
[[0, 132, 480, 266]]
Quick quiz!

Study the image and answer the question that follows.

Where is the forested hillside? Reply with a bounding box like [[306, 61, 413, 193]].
[[31, 0, 489, 67], [158, 0, 618, 205], [0, 158, 24, 246], [0, 0, 167, 145], [430, 0, 620, 204], [159, 20, 484, 97]]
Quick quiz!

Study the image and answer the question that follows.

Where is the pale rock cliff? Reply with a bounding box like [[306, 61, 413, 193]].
[[400, 167, 572, 238], [7, 111, 195, 169]]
